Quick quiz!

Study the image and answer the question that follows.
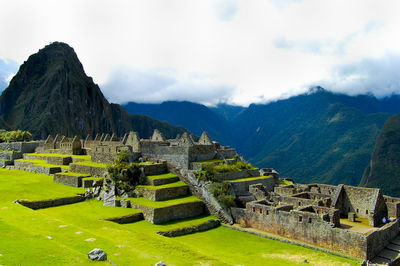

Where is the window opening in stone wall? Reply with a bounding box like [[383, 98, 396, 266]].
[[348, 207, 350, 212], [366, 210, 368, 214], [357, 209, 359, 213], [253, 207, 255, 212], [259, 208, 262, 214], [266, 210, 269, 215], [308, 217, 312, 223], [299, 216, 302, 222]]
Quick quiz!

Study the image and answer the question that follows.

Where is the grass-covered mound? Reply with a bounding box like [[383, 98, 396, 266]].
[[0, 169, 360, 265]]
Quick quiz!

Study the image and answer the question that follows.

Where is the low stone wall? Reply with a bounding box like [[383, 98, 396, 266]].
[[0, 151, 22, 160], [157, 219, 220, 237], [366, 219, 400, 260], [69, 163, 106, 177], [0, 141, 43, 153], [17, 195, 85, 210], [131, 201, 205, 224], [216, 148, 237, 159], [214, 169, 260, 181], [53, 173, 90, 187], [31, 165, 62, 175], [14, 160, 34, 168], [103, 213, 144, 224], [146, 175, 180, 186], [141, 163, 168, 176], [46, 156, 72, 165], [229, 177, 275, 196], [137, 186, 189, 201], [23, 154, 44, 160]]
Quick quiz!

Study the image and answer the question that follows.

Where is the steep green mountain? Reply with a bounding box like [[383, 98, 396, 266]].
[[0, 42, 186, 139], [360, 114, 400, 196], [123, 101, 233, 143]]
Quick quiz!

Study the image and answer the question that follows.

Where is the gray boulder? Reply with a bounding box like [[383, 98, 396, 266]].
[[88, 248, 107, 261], [155, 261, 166, 266]]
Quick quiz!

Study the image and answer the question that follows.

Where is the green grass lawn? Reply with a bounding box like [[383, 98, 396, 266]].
[[0, 168, 361, 265], [57, 172, 91, 177]]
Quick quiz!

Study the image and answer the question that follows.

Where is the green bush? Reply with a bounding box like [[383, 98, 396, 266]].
[[209, 182, 235, 208], [107, 161, 141, 193], [0, 130, 33, 143], [116, 149, 131, 164]]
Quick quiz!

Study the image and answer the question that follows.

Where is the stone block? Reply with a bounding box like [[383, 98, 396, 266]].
[[348, 212, 356, 222], [46, 156, 72, 165]]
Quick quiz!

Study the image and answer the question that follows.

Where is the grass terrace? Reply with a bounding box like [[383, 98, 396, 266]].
[[57, 172, 90, 177], [137, 181, 187, 190], [126, 195, 202, 209], [146, 173, 178, 180], [279, 179, 294, 185], [71, 160, 108, 168], [35, 162, 69, 170]]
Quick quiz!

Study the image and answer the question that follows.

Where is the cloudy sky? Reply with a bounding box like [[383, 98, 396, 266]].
[[0, 0, 399, 106]]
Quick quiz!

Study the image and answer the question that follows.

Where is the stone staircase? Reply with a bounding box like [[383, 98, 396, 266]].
[[371, 234, 400, 265]]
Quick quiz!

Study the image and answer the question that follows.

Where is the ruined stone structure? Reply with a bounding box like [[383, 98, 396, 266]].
[[232, 182, 400, 260]]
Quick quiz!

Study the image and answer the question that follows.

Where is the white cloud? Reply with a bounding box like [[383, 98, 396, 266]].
[[316, 52, 400, 97], [0, 0, 400, 105], [101, 67, 234, 106]]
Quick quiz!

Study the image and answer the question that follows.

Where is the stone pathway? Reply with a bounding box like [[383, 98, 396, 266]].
[[371, 235, 400, 264]]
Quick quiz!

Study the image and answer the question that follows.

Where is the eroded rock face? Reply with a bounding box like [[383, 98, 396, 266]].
[[88, 248, 107, 261]]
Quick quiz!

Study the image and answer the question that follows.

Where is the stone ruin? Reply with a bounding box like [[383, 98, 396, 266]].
[[37, 130, 237, 167], [232, 181, 400, 261]]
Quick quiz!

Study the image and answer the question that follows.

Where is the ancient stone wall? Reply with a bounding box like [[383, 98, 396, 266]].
[[213, 169, 261, 181], [137, 186, 189, 201], [216, 148, 237, 159], [232, 202, 368, 259], [18, 196, 85, 210], [0, 141, 43, 153], [46, 156, 72, 165], [140, 142, 190, 169], [384, 195, 400, 218], [69, 163, 106, 177], [230, 177, 275, 196], [188, 145, 216, 162], [157, 219, 220, 237], [366, 219, 400, 259]]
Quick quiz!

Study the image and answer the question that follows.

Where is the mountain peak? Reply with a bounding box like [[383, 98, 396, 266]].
[[0, 42, 186, 139]]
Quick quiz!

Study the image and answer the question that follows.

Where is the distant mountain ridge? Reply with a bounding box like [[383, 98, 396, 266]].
[[124, 88, 400, 188], [0, 42, 187, 139]]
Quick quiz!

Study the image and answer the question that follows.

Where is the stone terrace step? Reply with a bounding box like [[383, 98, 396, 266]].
[[69, 161, 107, 177], [53, 172, 91, 187], [123, 195, 205, 224], [136, 181, 190, 201], [145, 173, 180, 186], [101, 211, 144, 224]]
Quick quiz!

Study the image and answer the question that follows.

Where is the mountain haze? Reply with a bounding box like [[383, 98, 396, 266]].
[[0, 42, 186, 139]]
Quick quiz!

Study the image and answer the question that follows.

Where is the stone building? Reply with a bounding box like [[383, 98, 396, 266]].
[[232, 182, 400, 260]]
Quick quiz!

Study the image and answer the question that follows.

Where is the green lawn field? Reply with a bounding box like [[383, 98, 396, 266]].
[[0, 168, 361, 265]]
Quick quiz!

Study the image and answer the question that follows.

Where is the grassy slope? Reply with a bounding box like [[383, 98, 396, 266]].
[[0, 169, 360, 265]]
